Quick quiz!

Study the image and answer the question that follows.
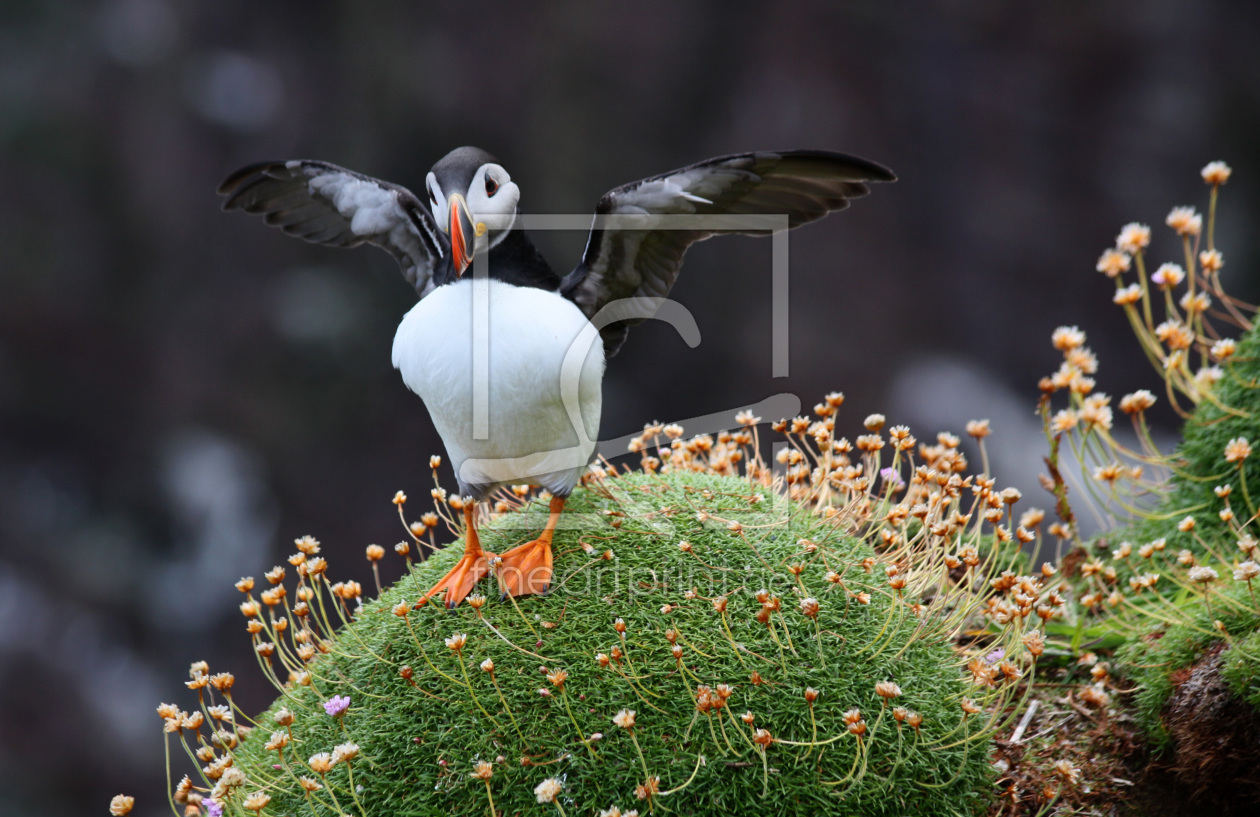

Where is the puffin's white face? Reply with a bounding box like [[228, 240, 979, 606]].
[[424, 163, 519, 249]]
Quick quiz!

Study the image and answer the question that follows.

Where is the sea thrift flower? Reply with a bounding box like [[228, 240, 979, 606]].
[[1207, 339, 1236, 363], [109, 795, 135, 816], [534, 777, 563, 804], [1165, 206, 1201, 236], [323, 695, 351, 717], [1234, 561, 1260, 582], [243, 792, 271, 813], [875, 681, 902, 699], [965, 419, 991, 438], [1078, 685, 1111, 708], [613, 709, 636, 730], [1116, 223, 1150, 253], [1119, 390, 1156, 414], [1151, 263, 1185, 288], [1113, 283, 1142, 305], [1096, 249, 1131, 277], [1189, 566, 1219, 584], [1201, 161, 1232, 185], [1051, 326, 1086, 351], [1054, 760, 1081, 785], [332, 742, 360, 763], [1225, 438, 1252, 463]]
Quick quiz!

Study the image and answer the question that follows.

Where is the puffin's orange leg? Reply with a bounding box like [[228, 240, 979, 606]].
[[497, 495, 565, 598], [421, 504, 496, 608]]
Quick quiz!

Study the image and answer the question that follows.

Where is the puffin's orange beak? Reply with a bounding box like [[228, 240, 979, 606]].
[[448, 193, 476, 276]]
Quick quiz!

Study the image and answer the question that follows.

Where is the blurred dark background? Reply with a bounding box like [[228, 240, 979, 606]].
[[2, 1, 1259, 814]]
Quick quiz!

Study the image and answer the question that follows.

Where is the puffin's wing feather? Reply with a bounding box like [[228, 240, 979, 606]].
[[218, 160, 449, 295], [560, 150, 895, 355]]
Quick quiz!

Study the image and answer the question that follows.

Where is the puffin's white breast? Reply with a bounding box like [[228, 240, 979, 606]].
[[392, 278, 605, 492]]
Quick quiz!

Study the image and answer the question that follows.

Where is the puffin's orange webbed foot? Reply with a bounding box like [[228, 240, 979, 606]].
[[422, 549, 497, 608], [496, 538, 554, 599], [495, 494, 566, 599], [418, 502, 495, 608]]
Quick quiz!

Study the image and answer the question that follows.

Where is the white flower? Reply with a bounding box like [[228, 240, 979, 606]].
[[1201, 161, 1232, 185], [534, 777, 563, 803], [1188, 566, 1219, 583], [1116, 222, 1151, 253], [1233, 561, 1259, 582]]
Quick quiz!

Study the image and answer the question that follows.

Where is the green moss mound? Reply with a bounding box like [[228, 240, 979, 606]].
[[230, 472, 989, 816], [1101, 322, 1260, 744], [1118, 585, 1260, 747], [1106, 321, 1260, 561]]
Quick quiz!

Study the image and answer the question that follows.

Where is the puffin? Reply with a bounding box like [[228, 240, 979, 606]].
[[218, 147, 895, 607]]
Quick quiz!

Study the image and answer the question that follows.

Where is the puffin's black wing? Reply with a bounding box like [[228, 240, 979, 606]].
[[559, 150, 895, 355], [218, 160, 450, 295]]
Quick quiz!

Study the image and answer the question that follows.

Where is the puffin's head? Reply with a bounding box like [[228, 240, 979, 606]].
[[425, 146, 520, 276]]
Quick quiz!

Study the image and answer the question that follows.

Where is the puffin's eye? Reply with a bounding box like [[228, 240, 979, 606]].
[[485, 175, 499, 196], [428, 187, 437, 205]]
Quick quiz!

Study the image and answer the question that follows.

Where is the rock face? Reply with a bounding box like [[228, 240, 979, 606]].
[[1163, 646, 1260, 810]]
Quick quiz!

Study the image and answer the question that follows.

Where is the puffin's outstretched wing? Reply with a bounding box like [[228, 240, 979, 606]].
[[559, 150, 895, 355], [218, 160, 450, 295]]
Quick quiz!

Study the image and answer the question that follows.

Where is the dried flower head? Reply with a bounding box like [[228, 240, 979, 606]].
[[534, 777, 563, 804], [109, 795, 135, 816], [1116, 222, 1151, 253], [1096, 248, 1131, 278], [1201, 160, 1232, 185], [1165, 206, 1202, 236], [1151, 263, 1186, 288], [331, 741, 360, 764], [1233, 561, 1260, 582], [242, 792, 271, 813], [1225, 437, 1252, 463], [613, 709, 636, 730], [1054, 759, 1080, 785], [1189, 566, 1219, 584], [471, 760, 494, 781], [1052, 326, 1086, 352], [875, 681, 902, 699]]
